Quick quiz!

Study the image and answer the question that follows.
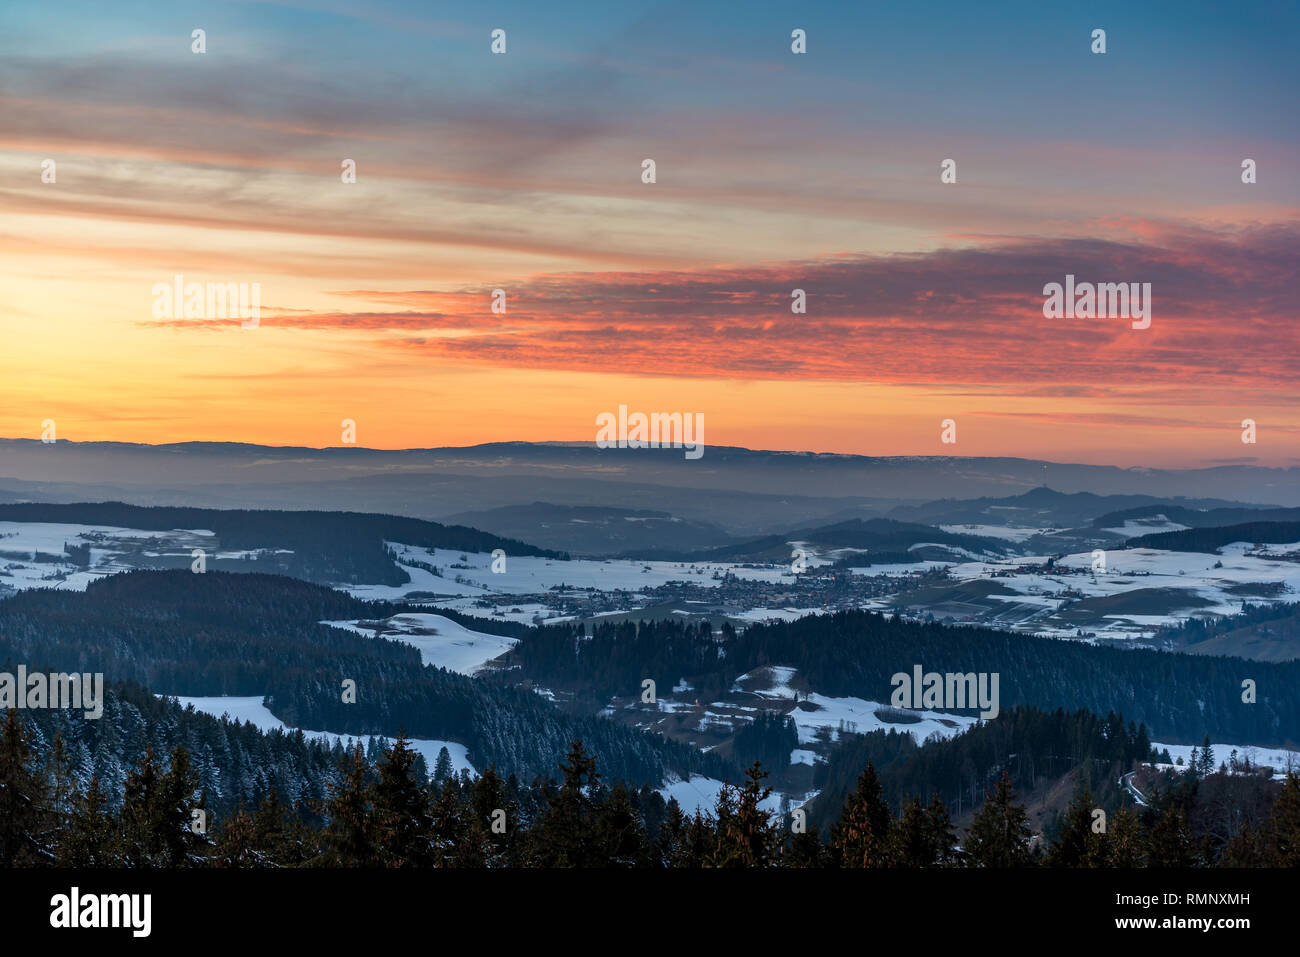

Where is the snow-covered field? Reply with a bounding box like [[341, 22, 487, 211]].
[[953, 544, 1300, 610], [658, 773, 789, 817], [729, 606, 822, 624], [0, 521, 214, 591], [941, 542, 1300, 640], [6, 517, 1289, 651], [909, 542, 999, 561], [162, 695, 475, 774], [1101, 516, 1192, 537], [1151, 741, 1300, 776], [1248, 541, 1300, 558], [434, 602, 558, 625], [733, 666, 979, 746], [321, 613, 517, 675], [342, 543, 803, 603], [792, 692, 979, 745]]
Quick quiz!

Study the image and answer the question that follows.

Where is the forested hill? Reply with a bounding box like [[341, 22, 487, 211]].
[[0, 502, 564, 585], [730, 612, 1299, 745], [809, 707, 1154, 828], [1093, 504, 1300, 529], [1127, 520, 1300, 553], [13, 678, 362, 821], [0, 570, 729, 786], [507, 610, 1300, 745]]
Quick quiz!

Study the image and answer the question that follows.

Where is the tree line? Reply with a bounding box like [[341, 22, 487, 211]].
[[1128, 520, 1300, 553], [504, 609, 1300, 745], [4, 712, 1297, 868]]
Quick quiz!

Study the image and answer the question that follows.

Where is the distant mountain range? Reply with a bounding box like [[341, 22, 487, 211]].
[[1, 439, 1295, 547], [438, 489, 1300, 559], [443, 502, 739, 556], [890, 486, 1270, 529]]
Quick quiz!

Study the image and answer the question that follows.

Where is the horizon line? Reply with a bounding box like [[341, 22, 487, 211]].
[[0, 436, 1292, 473]]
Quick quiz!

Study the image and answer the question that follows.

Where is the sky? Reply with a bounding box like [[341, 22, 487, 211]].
[[1, 0, 1297, 467]]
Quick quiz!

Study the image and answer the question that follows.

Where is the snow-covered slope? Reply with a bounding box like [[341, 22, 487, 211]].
[[322, 613, 517, 675], [163, 694, 474, 774]]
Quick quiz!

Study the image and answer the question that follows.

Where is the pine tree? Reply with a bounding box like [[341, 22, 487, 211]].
[[924, 791, 958, 866], [430, 776, 465, 866], [453, 816, 492, 868], [433, 746, 453, 784], [120, 745, 164, 867], [1106, 804, 1146, 868], [0, 709, 55, 866], [1219, 822, 1267, 867], [1265, 772, 1300, 866], [372, 732, 433, 867], [1047, 781, 1101, 868], [656, 797, 690, 867], [1146, 806, 1196, 867], [830, 763, 896, 867], [158, 745, 205, 866], [784, 823, 825, 868], [280, 801, 319, 866], [242, 788, 315, 866], [321, 743, 377, 866], [897, 796, 934, 866], [212, 810, 259, 867], [531, 740, 600, 867], [965, 770, 1033, 867], [711, 762, 781, 868], [596, 783, 650, 867], [46, 733, 77, 853], [471, 766, 516, 867], [251, 789, 287, 860], [57, 772, 118, 867], [1197, 736, 1215, 778], [120, 744, 202, 867], [682, 811, 713, 868]]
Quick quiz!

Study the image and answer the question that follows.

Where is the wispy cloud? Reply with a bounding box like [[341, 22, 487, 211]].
[[150, 221, 1298, 396]]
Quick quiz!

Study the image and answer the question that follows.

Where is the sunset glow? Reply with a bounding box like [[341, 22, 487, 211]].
[[2, 1, 1296, 466]]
